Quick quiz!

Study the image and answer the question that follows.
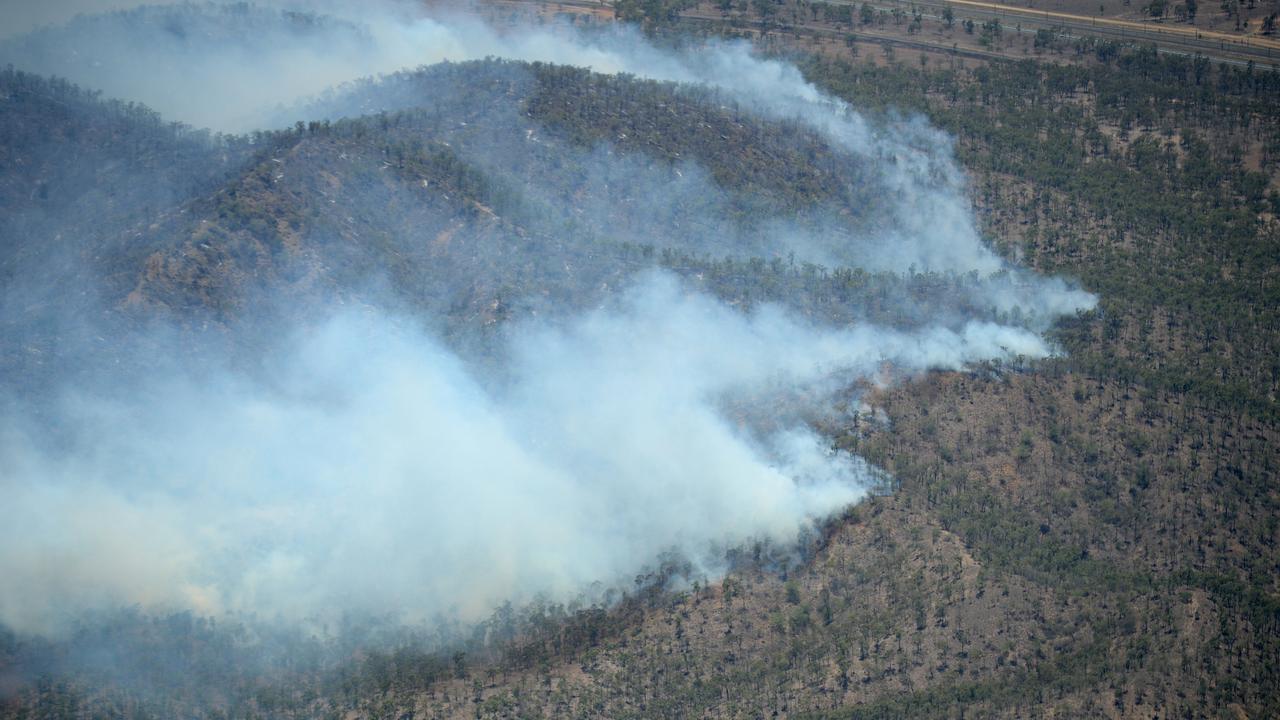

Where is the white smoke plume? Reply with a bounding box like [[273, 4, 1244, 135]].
[[3, 1, 995, 272], [0, 0, 1092, 289], [0, 273, 1056, 634], [0, 0, 1097, 636]]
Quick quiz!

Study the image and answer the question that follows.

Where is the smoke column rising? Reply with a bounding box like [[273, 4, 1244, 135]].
[[0, 1, 1096, 636], [0, 272, 1061, 633]]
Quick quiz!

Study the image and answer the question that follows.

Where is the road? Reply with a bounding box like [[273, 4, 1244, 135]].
[[801, 0, 1280, 67], [491, 0, 1280, 67], [945, 0, 1278, 49]]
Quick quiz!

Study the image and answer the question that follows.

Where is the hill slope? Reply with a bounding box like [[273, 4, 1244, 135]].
[[0, 6, 1277, 720]]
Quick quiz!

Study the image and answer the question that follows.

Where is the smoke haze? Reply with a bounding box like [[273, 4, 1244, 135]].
[[3, 1, 1009, 274], [0, 0, 1096, 639]]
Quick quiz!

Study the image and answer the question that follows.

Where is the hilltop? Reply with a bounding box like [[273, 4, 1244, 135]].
[[0, 3, 1278, 719]]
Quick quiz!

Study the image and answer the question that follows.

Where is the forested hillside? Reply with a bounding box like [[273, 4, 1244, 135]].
[[380, 34, 1280, 720], [0, 3, 1277, 719]]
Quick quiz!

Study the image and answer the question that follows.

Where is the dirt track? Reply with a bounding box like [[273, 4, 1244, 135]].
[[484, 0, 1280, 68]]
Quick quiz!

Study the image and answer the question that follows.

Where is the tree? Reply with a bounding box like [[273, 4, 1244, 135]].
[[614, 0, 693, 26], [943, 5, 955, 27], [752, 0, 778, 21]]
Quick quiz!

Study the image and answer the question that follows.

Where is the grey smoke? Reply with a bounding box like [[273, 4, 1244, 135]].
[[0, 273, 1056, 634], [0, 1, 1096, 635], [0, 0, 137, 40], [0, 0, 1042, 280]]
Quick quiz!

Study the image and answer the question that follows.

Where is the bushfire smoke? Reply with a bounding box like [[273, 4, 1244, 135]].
[[0, 0, 1095, 640]]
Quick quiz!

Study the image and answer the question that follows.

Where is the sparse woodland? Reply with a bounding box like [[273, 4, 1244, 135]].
[[1, 6, 1279, 719]]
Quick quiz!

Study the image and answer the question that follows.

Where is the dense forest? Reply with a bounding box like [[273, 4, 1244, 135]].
[[1, 2, 1278, 719]]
